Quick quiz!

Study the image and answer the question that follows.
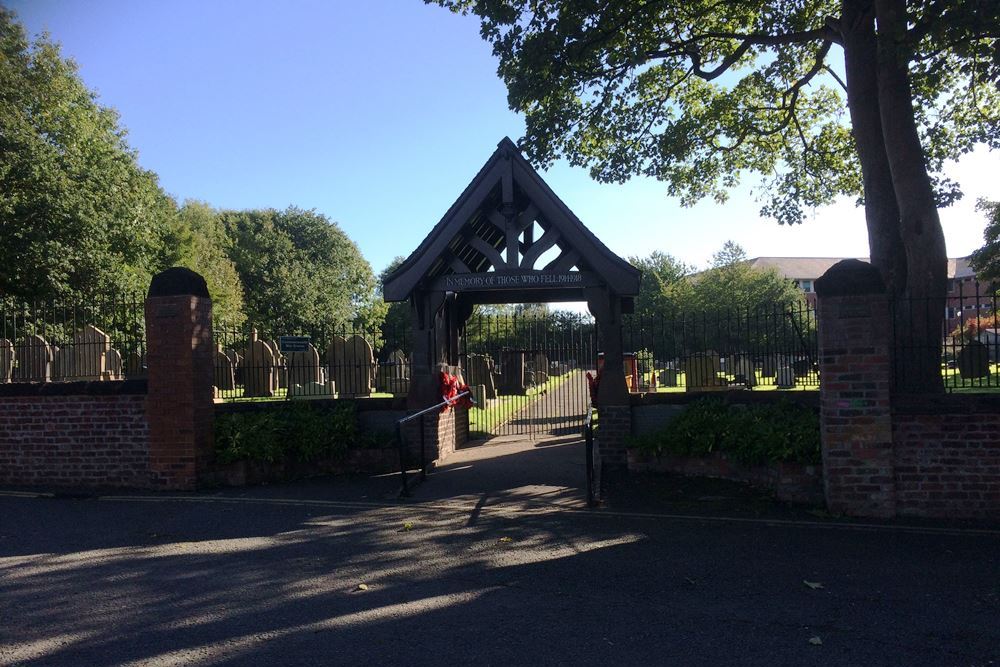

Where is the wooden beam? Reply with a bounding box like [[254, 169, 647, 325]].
[[521, 228, 561, 270], [467, 236, 506, 271], [546, 248, 581, 272]]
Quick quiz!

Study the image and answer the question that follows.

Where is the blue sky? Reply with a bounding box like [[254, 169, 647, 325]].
[[8, 0, 997, 277]]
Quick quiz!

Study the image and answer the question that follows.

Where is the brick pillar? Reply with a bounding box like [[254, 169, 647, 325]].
[[144, 267, 215, 490], [586, 287, 631, 468], [815, 260, 895, 518]]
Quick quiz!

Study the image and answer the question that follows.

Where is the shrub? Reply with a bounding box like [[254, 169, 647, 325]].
[[629, 398, 820, 466], [214, 401, 371, 464]]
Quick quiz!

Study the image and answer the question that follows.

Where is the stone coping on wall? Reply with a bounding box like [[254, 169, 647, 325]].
[[892, 392, 1000, 415], [628, 389, 819, 408], [215, 395, 408, 415], [0, 379, 148, 397]]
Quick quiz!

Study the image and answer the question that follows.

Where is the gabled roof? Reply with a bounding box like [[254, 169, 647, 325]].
[[383, 137, 640, 302]]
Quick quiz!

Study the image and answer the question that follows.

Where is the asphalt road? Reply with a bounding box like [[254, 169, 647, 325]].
[[1, 455, 998, 666]]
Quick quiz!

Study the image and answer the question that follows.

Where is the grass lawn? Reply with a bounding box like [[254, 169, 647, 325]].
[[468, 369, 579, 436]]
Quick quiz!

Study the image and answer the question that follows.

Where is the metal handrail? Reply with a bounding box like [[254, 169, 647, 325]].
[[396, 390, 474, 497]]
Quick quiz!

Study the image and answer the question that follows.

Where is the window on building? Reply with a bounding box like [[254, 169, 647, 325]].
[[800, 279, 813, 293]]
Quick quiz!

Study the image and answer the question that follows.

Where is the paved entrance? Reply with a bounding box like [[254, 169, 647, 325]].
[[411, 432, 589, 510]]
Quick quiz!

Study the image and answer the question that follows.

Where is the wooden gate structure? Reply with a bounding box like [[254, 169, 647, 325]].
[[383, 137, 640, 438]]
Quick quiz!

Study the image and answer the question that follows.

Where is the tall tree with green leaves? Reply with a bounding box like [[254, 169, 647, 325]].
[[430, 0, 1000, 390], [969, 200, 1000, 286], [628, 250, 692, 317], [689, 242, 806, 315], [220, 207, 382, 334], [159, 201, 246, 325], [0, 8, 174, 301]]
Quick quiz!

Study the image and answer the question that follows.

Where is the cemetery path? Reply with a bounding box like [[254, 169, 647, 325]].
[[498, 370, 589, 435]]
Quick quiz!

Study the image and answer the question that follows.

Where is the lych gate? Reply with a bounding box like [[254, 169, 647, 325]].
[[384, 138, 640, 442]]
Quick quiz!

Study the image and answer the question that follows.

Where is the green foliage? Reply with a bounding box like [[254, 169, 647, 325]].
[[0, 9, 175, 301], [430, 0, 999, 224], [160, 201, 246, 325], [629, 398, 820, 466], [213, 402, 372, 465], [379, 256, 411, 352], [628, 251, 692, 318], [687, 242, 805, 317], [970, 200, 1000, 285], [220, 207, 382, 333]]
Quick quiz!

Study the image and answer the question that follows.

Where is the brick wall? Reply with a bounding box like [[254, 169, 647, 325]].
[[596, 404, 631, 467], [0, 381, 149, 488], [892, 394, 1000, 518]]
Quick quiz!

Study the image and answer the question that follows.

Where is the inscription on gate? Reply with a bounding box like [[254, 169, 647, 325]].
[[442, 273, 583, 290]]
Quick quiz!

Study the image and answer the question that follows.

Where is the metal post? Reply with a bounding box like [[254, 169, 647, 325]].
[[396, 421, 409, 497], [419, 412, 427, 480]]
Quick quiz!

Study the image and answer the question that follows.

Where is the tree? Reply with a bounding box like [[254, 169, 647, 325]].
[[431, 0, 1000, 390], [628, 251, 692, 317], [158, 201, 246, 325], [688, 242, 806, 316], [970, 199, 1000, 286], [220, 207, 381, 335], [0, 8, 174, 301], [378, 255, 411, 353]]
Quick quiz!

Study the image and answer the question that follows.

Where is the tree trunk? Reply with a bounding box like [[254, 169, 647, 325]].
[[840, 0, 907, 296], [875, 0, 948, 392]]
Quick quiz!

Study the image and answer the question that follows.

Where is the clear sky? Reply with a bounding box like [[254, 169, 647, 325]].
[[7, 0, 997, 277]]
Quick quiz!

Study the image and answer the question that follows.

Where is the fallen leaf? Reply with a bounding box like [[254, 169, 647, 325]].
[[803, 580, 824, 590], [498, 536, 513, 543], [401, 522, 414, 532], [808, 636, 823, 646], [356, 583, 369, 591]]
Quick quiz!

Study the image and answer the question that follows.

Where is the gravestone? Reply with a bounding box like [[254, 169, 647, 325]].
[[0, 338, 13, 383], [327, 335, 375, 397], [287, 343, 323, 388], [289, 380, 336, 399], [13, 334, 53, 382], [534, 353, 549, 385], [498, 351, 526, 395], [377, 349, 410, 394], [731, 355, 757, 388], [244, 331, 277, 397], [760, 355, 782, 381], [214, 345, 236, 391], [792, 357, 814, 377], [465, 353, 497, 399], [50, 345, 64, 380], [549, 361, 564, 377], [68, 324, 113, 380], [107, 348, 124, 380], [957, 340, 990, 379], [684, 352, 726, 392], [525, 369, 536, 387], [470, 384, 486, 406], [225, 349, 243, 385], [125, 351, 146, 378], [776, 366, 797, 389], [658, 368, 679, 387]]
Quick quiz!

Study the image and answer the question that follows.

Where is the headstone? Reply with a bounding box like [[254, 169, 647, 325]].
[[225, 349, 243, 385], [327, 335, 375, 397], [760, 355, 782, 381], [549, 361, 564, 377], [125, 351, 146, 379], [470, 384, 486, 407], [106, 348, 124, 380], [534, 353, 549, 385], [289, 380, 337, 399], [50, 345, 64, 380], [287, 343, 323, 388], [70, 324, 112, 380], [957, 340, 990, 379], [13, 334, 53, 382], [792, 357, 814, 377], [0, 338, 13, 383], [498, 351, 526, 395], [658, 368, 679, 387], [684, 352, 726, 392], [525, 369, 536, 387], [776, 366, 797, 389], [465, 353, 497, 399], [731, 355, 757, 388], [244, 330, 277, 397], [377, 349, 410, 394], [214, 345, 236, 391]]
